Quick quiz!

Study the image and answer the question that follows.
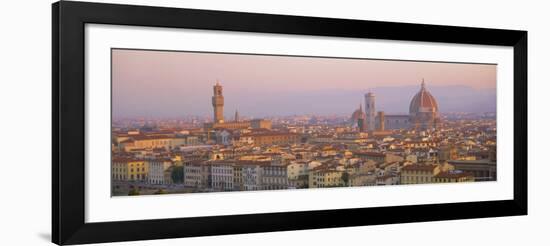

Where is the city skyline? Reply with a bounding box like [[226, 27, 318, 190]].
[[112, 49, 496, 118], [111, 48, 497, 196]]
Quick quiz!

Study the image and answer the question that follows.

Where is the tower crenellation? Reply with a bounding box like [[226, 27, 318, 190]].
[[212, 81, 224, 123]]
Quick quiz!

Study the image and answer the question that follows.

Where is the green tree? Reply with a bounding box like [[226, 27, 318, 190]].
[[154, 189, 167, 195], [341, 172, 350, 187], [128, 188, 140, 196], [171, 166, 184, 184]]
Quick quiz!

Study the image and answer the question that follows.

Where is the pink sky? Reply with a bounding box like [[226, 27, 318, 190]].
[[112, 49, 496, 118]]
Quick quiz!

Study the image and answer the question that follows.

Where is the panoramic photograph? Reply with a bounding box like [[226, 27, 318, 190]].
[[110, 48, 497, 196]]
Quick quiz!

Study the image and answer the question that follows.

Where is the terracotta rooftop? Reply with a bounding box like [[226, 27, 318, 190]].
[[131, 135, 175, 140], [434, 171, 473, 179], [235, 160, 272, 166], [241, 132, 299, 137], [112, 157, 143, 163], [354, 151, 386, 157], [401, 164, 438, 172]]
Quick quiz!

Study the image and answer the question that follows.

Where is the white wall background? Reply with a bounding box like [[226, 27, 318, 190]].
[[0, 0, 546, 245]]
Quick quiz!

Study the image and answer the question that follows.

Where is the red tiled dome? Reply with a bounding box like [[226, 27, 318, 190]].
[[409, 81, 439, 114]]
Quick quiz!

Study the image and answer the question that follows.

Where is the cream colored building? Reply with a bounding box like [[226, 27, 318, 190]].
[[112, 158, 148, 182], [148, 160, 164, 184], [112, 158, 129, 181], [349, 173, 376, 186], [147, 159, 173, 184], [309, 169, 344, 188], [210, 162, 235, 191], [287, 161, 308, 180], [233, 165, 244, 191], [348, 160, 376, 176], [261, 165, 288, 190], [400, 164, 441, 184], [184, 162, 206, 189], [119, 136, 187, 151], [240, 164, 264, 191], [433, 170, 475, 183], [241, 132, 300, 146], [376, 174, 400, 185]]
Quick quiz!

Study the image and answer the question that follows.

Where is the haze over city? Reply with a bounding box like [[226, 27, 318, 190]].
[[112, 49, 496, 119], [111, 48, 497, 196]]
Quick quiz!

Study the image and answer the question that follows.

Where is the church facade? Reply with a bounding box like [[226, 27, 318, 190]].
[[351, 80, 440, 131]]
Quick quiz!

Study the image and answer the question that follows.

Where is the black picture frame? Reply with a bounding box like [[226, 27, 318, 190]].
[[52, 1, 527, 245]]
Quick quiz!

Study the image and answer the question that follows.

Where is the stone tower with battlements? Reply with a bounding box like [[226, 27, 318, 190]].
[[212, 81, 224, 123]]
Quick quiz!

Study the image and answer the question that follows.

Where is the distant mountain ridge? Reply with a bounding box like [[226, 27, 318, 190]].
[[225, 85, 496, 117], [372, 85, 496, 114], [114, 84, 497, 118]]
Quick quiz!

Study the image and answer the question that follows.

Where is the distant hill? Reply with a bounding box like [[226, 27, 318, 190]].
[[115, 84, 497, 118], [226, 85, 496, 117], [371, 85, 496, 114]]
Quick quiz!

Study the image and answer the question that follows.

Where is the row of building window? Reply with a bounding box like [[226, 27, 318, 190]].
[[403, 170, 432, 175], [113, 167, 145, 172], [402, 176, 432, 182], [212, 176, 232, 181], [264, 169, 285, 176], [113, 174, 146, 180], [262, 178, 287, 184], [212, 168, 232, 174]]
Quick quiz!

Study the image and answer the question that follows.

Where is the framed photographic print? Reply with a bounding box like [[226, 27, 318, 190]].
[[52, 1, 527, 245]]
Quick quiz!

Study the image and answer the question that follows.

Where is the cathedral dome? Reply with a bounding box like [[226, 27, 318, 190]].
[[409, 80, 439, 115], [409, 80, 440, 130]]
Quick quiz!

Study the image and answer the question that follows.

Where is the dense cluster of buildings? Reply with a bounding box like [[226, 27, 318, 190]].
[[351, 79, 440, 132], [111, 80, 496, 195]]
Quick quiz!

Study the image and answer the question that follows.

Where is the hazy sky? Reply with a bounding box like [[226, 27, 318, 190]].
[[112, 49, 496, 118]]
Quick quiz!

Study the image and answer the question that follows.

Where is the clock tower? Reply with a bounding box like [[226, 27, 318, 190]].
[[212, 81, 224, 123]]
